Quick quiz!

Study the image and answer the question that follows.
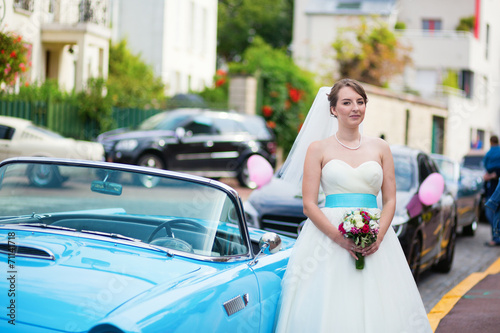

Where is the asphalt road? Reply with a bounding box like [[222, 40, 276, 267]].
[[222, 178, 500, 314], [418, 221, 500, 312]]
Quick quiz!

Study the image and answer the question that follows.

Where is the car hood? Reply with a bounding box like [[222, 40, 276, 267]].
[[64, 138, 104, 161], [0, 231, 212, 331], [98, 128, 176, 142], [249, 178, 325, 209]]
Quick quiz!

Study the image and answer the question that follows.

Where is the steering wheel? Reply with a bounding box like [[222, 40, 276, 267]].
[[147, 218, 224, 255]]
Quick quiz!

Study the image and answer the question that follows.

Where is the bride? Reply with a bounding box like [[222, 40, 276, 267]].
[[274, 79, 432, 332]]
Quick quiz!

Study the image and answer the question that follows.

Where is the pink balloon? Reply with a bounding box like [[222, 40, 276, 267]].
[[247, 155, 274, 188], [418, 172, 445, 206]]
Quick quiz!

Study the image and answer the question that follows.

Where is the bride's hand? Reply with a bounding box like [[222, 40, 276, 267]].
[[333, 234, 361, 259], [361, 237, 382, 257]]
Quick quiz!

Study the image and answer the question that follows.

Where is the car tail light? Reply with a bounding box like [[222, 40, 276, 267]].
[[267, 142, 277, 155]]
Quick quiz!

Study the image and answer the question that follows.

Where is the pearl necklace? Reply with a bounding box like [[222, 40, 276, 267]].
[[335, 133, 362, 150]]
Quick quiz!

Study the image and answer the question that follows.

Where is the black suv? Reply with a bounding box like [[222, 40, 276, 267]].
[[97, 109, 277, 188]]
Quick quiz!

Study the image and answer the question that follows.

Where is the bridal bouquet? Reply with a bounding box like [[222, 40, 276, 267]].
[[338, 209, 380, 270]]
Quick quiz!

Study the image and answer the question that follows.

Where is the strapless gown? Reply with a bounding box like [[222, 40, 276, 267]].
[[274, 159, 432, 333]]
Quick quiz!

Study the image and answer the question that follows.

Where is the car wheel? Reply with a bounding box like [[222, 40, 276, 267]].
[[462, 220, 477, 236], [27, 164, 64, 188], [237, 156, 258, 189], [135, 153, 165, 188], [408, 235, 422, 282], [434, 219, 457, 273]]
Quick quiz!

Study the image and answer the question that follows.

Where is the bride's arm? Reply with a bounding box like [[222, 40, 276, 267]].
[[362, 140, 396, 256], [302, 141, 358, 259]]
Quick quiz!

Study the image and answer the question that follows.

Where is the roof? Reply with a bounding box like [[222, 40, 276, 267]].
[[0, 115, 32, 128], [305, 0, 397, 15]]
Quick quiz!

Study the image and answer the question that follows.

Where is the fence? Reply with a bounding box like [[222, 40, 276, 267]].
[[0, 99, 163, 141]]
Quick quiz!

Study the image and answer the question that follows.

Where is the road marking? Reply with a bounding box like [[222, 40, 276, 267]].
[[427, 257, 500, 331]]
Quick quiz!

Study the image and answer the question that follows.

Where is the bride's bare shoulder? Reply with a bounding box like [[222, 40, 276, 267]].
[[363, 135, 390, 149]]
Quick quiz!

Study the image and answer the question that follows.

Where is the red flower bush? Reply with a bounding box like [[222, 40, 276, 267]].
[[288, 86, 303, 103], [262, 105, 273, 118], [1, 31, 31, 86], [266, 120, 276, 129]]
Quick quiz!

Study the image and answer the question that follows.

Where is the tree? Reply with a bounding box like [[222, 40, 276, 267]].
[[229, 37, 316, 154], [0, 31, 31, 87], [107, 39, 165, 109], [456, 16, 475, 32], [217, 0, 293, 63], [332, 20, 412, 87]]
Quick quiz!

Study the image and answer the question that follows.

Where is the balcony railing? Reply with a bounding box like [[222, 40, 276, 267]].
[[42, 0, 109, 27], [13, 0, 34, 13], [395, 29, 472, 39], [78, 0, 108, 25]]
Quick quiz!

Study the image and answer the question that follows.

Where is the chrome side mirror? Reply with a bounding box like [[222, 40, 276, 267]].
[[259, 232, 281, 254], [248, 232, 281, 266]]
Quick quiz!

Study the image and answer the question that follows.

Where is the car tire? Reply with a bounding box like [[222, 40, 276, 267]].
[[27, 164, 64, 188], [135, 153, 165, 188], [462, 220, 477, 236], [434, 219, 457, 273], [408, 235, 422, 282], [237, 156, 258, 189]]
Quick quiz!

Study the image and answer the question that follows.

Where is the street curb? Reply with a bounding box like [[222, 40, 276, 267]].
[[427, 258, 500, 331]]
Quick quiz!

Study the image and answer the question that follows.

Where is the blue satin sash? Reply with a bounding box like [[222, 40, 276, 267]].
[[324, 193, 378, 209]]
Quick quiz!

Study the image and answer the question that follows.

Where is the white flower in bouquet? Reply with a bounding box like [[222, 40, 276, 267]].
[[344, 221, 353, 232], [354, 215, 363, 228]]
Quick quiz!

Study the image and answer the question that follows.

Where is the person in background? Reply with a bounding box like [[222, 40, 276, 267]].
[[483, 135, 500, 246]]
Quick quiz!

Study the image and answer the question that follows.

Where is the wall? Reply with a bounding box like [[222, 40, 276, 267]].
[[111, 0, 218, 96], [362, 84, 449, 156]]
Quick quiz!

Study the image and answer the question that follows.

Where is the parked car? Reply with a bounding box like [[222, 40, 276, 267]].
[[432, 154, 483, 236], [0, 116, 104, 187], [460, 150, 488, 221], [245, 145, 457, 281], [97, 109, 277, 189], [0, 157, 294, 332]]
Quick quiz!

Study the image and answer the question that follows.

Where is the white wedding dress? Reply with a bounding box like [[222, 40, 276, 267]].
[[274, 159, 432, 333]]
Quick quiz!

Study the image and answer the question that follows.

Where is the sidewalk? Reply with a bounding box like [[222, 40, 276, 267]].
[[428, 257, 500, 332]]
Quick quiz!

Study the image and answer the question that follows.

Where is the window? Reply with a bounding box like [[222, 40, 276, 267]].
[[418, 155, 434, 184], [431, 116, 445, 154], [212, 118, 245, 134], [422, 19, 442, 32], [184, 116, 214, 135], [337, 2, 361, 10], [0, 125, 15, 140], [485, 24, 490, 60], [460, 70, 474, 98], [13, 0, 34, 13]]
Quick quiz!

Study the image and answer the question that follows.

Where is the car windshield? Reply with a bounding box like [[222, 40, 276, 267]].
[[433, 158, 456, 183], [138, 112, 191, 131], [462, 155, 485, 170], [0, 161, 247, 258], [28, 125, 64, 139], [393, 154, 414, 192]]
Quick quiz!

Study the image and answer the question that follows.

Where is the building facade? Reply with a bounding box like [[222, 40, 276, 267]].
[[109, 0, 218, 96], [1, 0, 111, 92], [292, 0, 500, 161]]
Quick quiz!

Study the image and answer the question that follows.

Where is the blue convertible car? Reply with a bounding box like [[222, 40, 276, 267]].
[[0, 158, 294, 332]]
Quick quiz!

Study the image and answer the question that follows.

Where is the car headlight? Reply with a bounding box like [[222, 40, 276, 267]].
[[115, 139, 138, 152], [243, 201, 260, 228], [391, 214, 408, 237]]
